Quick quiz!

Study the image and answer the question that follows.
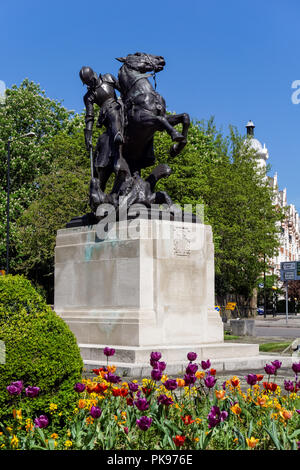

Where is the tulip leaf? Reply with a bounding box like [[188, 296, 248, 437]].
[[263, 422, 283, 450]]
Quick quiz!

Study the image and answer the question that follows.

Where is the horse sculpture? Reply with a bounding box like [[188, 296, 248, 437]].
[[117, 52, 190, 174]]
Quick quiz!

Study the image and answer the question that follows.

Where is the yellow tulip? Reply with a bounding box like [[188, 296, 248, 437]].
[[246, 437, 259, 448], [230, 403, 242, 416]]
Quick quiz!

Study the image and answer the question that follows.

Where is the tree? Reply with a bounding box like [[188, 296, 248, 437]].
[[0, 80, 73, 271], [14, 128, 90, 302], [150, 118, 284, 302]]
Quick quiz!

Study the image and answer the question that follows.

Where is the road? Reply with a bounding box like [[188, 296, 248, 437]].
[[255, 325, 300, 338]]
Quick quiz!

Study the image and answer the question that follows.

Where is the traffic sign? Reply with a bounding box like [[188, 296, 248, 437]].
[[283, 271, 295, 280], [281, 262, 296, 271], [280, 261, 300, 281], [225, 302, 236, 311]]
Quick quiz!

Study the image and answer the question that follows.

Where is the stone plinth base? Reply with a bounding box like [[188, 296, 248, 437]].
[[230, 319, 255, 336], [79, 342, 262, 377], [54, 218, 260, 375]]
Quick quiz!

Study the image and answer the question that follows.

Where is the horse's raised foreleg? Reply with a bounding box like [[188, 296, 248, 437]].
[[166, 113, 190, 157], [134, 109, 185, 143]]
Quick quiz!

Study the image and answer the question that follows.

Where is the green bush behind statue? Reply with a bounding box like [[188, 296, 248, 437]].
[[0, 275, 83, 424]]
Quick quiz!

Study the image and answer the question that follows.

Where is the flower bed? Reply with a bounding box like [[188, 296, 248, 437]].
[[1, 349, 300, 450]]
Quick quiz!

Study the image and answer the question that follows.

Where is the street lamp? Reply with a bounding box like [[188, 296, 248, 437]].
[[6, 132, 35, 274]]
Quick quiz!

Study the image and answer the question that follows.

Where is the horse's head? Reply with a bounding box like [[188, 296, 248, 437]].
[[116, 52, 165, 73]]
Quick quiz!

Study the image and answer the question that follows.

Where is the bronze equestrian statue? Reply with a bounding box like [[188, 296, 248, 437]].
[[79, 53, 190, 217]]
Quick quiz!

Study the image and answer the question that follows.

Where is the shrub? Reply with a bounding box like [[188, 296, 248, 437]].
[[0, 275, 83, 423]]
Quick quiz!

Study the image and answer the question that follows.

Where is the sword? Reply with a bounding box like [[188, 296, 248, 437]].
[[90, 145, 94, 179]]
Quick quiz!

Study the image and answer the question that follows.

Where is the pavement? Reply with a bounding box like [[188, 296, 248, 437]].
[[218, 315, 300, 385], [254, 313, 300, 327]]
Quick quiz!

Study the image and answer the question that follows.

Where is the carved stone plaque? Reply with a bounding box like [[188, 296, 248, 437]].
[[173, 226, 191, 256]]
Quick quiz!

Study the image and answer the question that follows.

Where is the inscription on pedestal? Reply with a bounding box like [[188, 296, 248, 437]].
[[173, 226, 192, 257]]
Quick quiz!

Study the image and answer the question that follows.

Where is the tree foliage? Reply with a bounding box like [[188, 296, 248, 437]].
[[150, 118, 284, 300], [0, 80, 74, 271]]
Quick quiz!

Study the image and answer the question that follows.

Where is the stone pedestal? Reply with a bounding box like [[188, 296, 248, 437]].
[[230, 319, 255, 336], [54, 218, 259, 375]]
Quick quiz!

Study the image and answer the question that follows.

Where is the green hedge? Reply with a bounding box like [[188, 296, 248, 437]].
[[0, 275, 83, 424]]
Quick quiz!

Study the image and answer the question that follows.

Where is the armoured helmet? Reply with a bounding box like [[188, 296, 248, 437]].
[[79, 66, 98, 87]]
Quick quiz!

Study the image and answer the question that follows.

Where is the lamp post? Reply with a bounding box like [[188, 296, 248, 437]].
[[6, 132, 35, 274]]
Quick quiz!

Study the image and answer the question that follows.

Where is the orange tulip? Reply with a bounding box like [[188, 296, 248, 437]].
[[215, 390, 226, 400], [246, 437, 259, 448], [195, 371, 205, 380], [12, 409, 22, 420], [230, 403, 242, 416], [176, 378, 185, 387], [78, 399, 86, 409], [280, 409, 293, 420], [230, 376, 240, 388], [256, 396, 267, 407]]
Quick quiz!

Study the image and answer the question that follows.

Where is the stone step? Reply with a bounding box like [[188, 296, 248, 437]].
[[82, 355, 296, 379], [77, 342, 285, 378], [79, 342, 259, 363]]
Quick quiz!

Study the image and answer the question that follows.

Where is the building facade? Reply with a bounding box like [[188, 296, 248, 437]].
[[245, 120, 300, 280]]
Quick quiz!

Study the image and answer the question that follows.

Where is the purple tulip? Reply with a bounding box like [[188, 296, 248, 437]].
[[157, 394, 173, 406], [204, 376, 217, 389], [157, 361, 166, 372], [129, 382, 139, 393], [184, 374, 196, 386], [201, 360, 211, 370], [187, 352, 197, 362], [164, 379, 178, 391], [25, 386, 40, 398], [186, 363, 198, 375], [103, 347, 115, 357], [134, 398, 150, 411], [151, 368, 162, 381], [271, 360, 282, 370], [104, 373, 121, 384], [7, 381, 23, 396], [34, 415, 49, 429], [136, 416, 152, 431], [296, 410, 300, 414], [245, 374, 258, 386], [292, 361, 300, 375], [90, 406, 102, 418], [74, 383, 86, 393], [150, 358, 158, 368], [284, 380, 295, 393], [222, 381, 227, 390], [150, 351, 162, 362], [207, 406, 228, 429], [264, 364, 276, 376]]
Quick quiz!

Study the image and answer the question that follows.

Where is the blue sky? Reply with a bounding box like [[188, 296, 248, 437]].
[[1, 0, 300, 210]]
